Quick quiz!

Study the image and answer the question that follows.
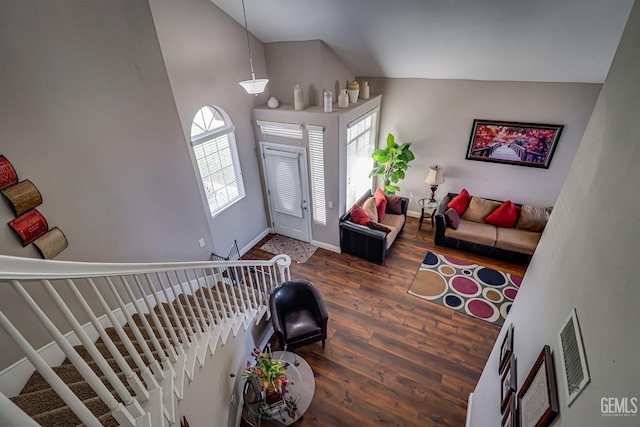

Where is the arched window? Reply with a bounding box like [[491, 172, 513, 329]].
[[191, 106, 245, 217]]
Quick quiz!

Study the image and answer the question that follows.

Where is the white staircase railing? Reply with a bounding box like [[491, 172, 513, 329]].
[[0, 253, 291, 427]]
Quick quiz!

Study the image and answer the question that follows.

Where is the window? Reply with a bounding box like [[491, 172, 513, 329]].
[[346, 108, 379, 208], [307, 125, 326, 225], [257, 120, 303, 139], [191, 106, 245, 217]]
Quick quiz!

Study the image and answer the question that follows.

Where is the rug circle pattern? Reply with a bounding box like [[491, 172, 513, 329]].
[[408, 251, 523, 326]]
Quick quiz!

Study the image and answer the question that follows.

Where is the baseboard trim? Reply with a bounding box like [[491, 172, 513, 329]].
[[311, 240, 341, 254], [240, 228, 271, 256], [406, 209, 421, 218], [465, 392, 474, 427]]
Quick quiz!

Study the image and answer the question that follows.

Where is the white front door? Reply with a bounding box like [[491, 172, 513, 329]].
[[261, 142, 311, 243]]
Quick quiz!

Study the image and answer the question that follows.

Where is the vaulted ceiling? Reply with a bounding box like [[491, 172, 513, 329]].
[[211, 0, 635, 83]]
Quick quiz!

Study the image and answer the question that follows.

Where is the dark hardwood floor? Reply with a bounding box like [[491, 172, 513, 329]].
[[243, 217, 527, 426]]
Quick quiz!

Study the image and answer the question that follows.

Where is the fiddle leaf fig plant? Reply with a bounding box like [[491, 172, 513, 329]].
[[369, 133, 415, 194]]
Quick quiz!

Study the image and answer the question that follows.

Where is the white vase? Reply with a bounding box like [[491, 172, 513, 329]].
[[324, 92, 333, 113], [267, 97, 279, 109], [338, 90, 349, 109], [347, 80, 360, 103], [361, 81, 370, 99], [294, 84, 304, 110]]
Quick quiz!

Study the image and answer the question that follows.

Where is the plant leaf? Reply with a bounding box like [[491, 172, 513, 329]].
[[386, 133, 395, 149]]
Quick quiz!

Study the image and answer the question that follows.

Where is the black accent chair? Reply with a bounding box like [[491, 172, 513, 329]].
[[269, 280, 329, 350]]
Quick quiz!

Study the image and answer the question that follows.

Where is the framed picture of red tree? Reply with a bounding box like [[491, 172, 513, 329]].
[[466, 120, 564, 168]]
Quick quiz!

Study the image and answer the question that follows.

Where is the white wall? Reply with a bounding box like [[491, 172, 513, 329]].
[[177, 322, 271, 427], [360, 78, 601, 207], [469, 1, 640, 425], [148, 0, 271, 256], [0, 0, 212, 263]]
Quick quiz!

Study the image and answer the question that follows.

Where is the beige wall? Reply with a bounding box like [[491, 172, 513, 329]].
[[265, 40, 354, 108], [0, 0, 212, 263], [359, 78, 601, 207], [148, 0, 272, 256], [470, 1, 640, 425]]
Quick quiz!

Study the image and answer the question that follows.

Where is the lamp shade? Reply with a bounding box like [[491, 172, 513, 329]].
[[239, 78, 269, 95], [425, 165, 445, 185]]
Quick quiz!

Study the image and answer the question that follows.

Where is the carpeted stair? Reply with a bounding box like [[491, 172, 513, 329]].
[[8, 290, 228, 426]]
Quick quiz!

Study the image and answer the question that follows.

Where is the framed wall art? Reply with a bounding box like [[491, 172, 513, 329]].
[[466, 120, 564, 168], [501, 395, 517, 427], [518, 345, 560, 427], [499, 323, 514, 374], [501, 354, 517, 413]]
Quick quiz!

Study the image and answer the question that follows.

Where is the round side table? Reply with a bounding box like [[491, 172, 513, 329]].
[[241, 351, 315, 426], [417, 198, 439, 230]]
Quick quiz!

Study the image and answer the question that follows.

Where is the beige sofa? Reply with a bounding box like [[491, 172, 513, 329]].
[[434, 192, 551, 264]]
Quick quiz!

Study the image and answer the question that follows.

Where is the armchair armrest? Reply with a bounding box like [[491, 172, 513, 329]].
[[434, 193, 455, 245]]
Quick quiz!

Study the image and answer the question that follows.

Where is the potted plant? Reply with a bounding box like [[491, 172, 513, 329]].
[[242, 345, 290, 396], [369, 133, 415, 194]]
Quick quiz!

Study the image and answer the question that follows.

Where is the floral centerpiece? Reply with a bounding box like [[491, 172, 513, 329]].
[[242, 345, 290, 396]]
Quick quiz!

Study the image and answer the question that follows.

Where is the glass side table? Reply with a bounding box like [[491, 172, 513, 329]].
[[416, 198, 439, 230]]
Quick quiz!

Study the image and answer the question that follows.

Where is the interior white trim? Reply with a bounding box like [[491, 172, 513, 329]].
[[240, 228, 271, 256], [310, 240, 340, 254]]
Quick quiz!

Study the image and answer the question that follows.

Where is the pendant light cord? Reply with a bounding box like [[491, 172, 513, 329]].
[[241, 0, 256, 79]]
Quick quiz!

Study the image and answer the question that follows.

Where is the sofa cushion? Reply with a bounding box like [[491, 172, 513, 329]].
[[461, 197, 502, 223], [485, 201, 521, 228], [517, 205, 552, 232], [495, 227, 542, 255], [350, 204, 371, 226], [385, 194, 403, 214], [362, 197, 378, 223], [367, 221, 392, 233], [381, 213, 405, 249], [374, 188, 387, 222], [445, 220, 497, 247], [445, 208, 461, 230], [447, 189, 472, 215]]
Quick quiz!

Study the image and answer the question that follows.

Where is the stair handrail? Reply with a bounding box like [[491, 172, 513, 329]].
[[0, 252, 292, 426], [0, 254, 292, 280]]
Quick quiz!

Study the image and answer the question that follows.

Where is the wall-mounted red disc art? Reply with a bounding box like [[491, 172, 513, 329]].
[[0, 155, 18, 191], [8, 209, 48, 246]]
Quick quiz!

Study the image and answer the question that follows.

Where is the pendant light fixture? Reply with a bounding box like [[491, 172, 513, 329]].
[[238, 0, 269, 95]]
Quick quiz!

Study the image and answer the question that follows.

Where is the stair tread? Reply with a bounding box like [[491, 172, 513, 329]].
[[31, 395, 110, 427], [21, 350, 158, 395], [10, 287, 252, 425], [11, 376, 123, 417]]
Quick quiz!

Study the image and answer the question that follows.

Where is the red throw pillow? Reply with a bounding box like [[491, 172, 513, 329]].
[[485, 201, 521, 228], [447, 189, 472, 216], [374, 188, 388, 222], [350, 204, 371, 226]]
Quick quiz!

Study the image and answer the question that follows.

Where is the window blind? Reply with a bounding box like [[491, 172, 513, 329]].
[[346, 109, 378, 208], [193, 132, 246, 216], [263, 148, 303, 218], [307, 125, 326, 225], [257, 120, 303, 139]]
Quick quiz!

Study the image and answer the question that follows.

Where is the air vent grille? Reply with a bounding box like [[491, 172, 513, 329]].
[[558, 308, 590, 405]]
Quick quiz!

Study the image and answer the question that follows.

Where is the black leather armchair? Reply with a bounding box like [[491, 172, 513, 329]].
[[269, 280, 329, 350]]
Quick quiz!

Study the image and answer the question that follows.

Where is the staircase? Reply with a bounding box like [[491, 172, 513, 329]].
[[0, 254, 291, 426]]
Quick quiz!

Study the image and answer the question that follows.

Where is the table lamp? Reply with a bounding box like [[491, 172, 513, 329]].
[[425, 165, 445, 203]]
